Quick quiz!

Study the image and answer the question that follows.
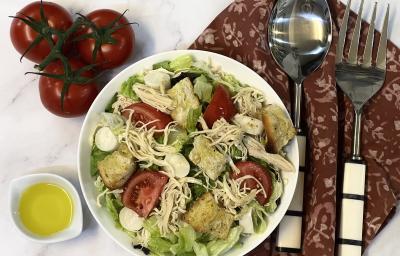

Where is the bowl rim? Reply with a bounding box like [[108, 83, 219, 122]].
[[9, 172, 83, 243], [78, 49, 299, 256]]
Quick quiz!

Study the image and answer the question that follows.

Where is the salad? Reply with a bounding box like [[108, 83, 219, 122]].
[[90, 54, 296, 256]]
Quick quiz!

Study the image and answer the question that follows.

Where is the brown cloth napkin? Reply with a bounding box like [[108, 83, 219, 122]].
[[190, 0, 400, 255]]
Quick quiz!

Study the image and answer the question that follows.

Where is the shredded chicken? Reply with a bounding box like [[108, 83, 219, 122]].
[[233, 87, 265, 118], [133, 83, 174, 114], [119, 112, 178, 171], [191, 118, 247, 160], [212, 174, 266, 216], [243, 135, 294, 172], [152, 174, 203, 235], [112, 94, 138, 114]]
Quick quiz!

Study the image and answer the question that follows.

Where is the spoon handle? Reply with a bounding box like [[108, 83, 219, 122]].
[[276, 133, 306, 252], [338, 160, 366, 256]]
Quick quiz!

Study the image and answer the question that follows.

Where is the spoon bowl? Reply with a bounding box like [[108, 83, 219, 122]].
[[268, 0, 332, 84]]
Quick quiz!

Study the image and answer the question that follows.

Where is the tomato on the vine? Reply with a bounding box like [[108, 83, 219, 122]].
[[76, 9, 135, 70], [10, 1, 73, 63], [39, 59, 98, 117]]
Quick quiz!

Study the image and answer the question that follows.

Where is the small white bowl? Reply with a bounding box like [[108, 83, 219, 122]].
[[9, 173, 83, 243]]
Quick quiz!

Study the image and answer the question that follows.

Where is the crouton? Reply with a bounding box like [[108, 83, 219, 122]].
[[262, 105, 296, 153], [189, 135, 226, 180], [183, 193, 234, 239], [98, 144, 136, 189]]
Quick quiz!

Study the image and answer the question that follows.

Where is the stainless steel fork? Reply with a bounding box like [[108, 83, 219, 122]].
[[335, 1, 389, 256]]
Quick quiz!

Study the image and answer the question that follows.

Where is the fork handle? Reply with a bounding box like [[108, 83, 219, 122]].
[[276, 134, 306, 253], [338, 161, 366, 256]]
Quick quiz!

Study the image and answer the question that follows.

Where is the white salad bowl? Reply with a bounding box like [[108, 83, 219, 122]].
[[78, 49, 299, 256]]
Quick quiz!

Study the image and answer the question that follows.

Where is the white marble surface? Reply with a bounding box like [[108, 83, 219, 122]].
[[0, 0, 398, 255]]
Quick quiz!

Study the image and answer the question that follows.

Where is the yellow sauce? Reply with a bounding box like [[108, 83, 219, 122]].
[[19, 183, 73, 236]]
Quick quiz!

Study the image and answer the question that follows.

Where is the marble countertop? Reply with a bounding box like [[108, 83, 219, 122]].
[[0, 0, 399, 255]]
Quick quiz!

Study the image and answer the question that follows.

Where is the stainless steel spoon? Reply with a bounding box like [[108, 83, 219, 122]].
[[267, 0, 332, 252]]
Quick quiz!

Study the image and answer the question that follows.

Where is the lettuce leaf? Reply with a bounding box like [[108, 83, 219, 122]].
[[194, 75, 213, 103], [250, 202, 268, 233], [170, 55, 193, 71], [105, 93, 118, 113], [170, 225, 197, 254], [206, 226, 243, 256], [167, 127, 189, 152], [193, 242, 209, 256], [105, 193, 123, 228], [264, 167, 283, 213], [153, 60, 172, 71], [186, 107, 202, 133], [148, 237, 173, 254], [120, 74, 143, 101], [215, 73, 244, 94], [90, 146, 110, 176]]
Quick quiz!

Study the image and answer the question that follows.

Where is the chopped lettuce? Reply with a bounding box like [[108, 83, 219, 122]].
[[105, 93, 118, 113], [153, 60, 172, 71], [186, 107, 202, 133], [105, 193, 123, 228], [229, 146, 244, 161], [167, 78, 200, 128], [144, 69, 171, 91], [250, 202, 268, 233], [206, 226, 243, 256], [90, 146, 110, 176], [192, 60, 245, 94], [193, 242, 209, 256], [148, 237, 173, 254], [215, 73, 244, 94], [194, 75, 213, 103], [189, 183, 207, 202], [98, 113, 125, 132], [265, 167, 283, 213], [144, 218, 205, 256], [170, 55, 193, 71], [170, 225, 197, 254], [167, 127, 189, 152], [120, 74, 144, 101]]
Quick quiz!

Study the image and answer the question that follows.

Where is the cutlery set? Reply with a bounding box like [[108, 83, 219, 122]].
[[268, 0, 389, 255]]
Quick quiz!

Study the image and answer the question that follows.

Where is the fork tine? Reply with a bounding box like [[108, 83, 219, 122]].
[[361, 2, 377, 68], [336, 0, 352, 64], [348, 0, 365, 64], [376, 4, 389, 70]]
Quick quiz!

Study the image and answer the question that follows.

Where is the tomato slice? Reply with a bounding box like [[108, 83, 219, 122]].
[[122, 170, 169, 217], [122, 103, 173, 131], [203, 85, 236, 127], [231, 161, 272, 205]]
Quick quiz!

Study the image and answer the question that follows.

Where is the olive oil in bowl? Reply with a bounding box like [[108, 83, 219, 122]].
[[10, 171, 83, 243], [19, 183, 74, 236]]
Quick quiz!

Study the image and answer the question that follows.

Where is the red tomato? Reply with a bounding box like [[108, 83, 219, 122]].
[[76, 9, 135, 70], [39, 59, 98, 117], [231, 161, 272, 205], [122, 170, 169, 217], [203, 85, 236, 127], [10, 1, 72, 63], [122, 103, 173, 131]]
